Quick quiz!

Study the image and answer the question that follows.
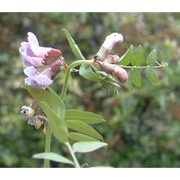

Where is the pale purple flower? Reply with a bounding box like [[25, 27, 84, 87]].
[[24, 60, 62, 88], [19, 32, 62, 67], [102, 33, 123, 51], [95, 32, 123, 61]]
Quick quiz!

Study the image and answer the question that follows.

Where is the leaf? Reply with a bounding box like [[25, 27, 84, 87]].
[[40, 102, 68, 143], [146, 49, 157, 66], [23, 85, 51, 105], [62, 29, 85, 59], [69, 132, 99, 142], [66, 120, 103, 141], [33, 152, 74, 165], [145, 68, 159, 85], [73, 141, 107, 153], [123, 81, 134, 91], [79, 64, 102, 81], [47, 87, 65, 119], [119, 44, 134, 65], [23, 85, 66, 119], [131, 45, 143, 66], [65, 109, 105, 124], [129, 69, 142, 87]]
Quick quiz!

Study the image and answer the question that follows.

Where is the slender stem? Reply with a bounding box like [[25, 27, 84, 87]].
[[120, 63, 168, 69], [65, 141, 81, 168], [44, 123, 52, 168], [60, 60, 93, 100]]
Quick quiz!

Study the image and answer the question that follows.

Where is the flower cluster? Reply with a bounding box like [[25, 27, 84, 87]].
[[19, 32, 62, 88], [95, 33, 128, 83]]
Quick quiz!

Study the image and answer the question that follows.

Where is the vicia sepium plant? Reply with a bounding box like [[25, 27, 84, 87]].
[[20, 29, 168, 168]]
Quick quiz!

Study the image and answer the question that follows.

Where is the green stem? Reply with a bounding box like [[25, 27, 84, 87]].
[[44, 123, 52, 168], [120, 63, 168, 69], [65, 141, 80, 168], [60, 59, 93, 100]]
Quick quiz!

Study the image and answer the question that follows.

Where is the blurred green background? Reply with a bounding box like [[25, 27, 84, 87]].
[[0, 13, 180, 167]]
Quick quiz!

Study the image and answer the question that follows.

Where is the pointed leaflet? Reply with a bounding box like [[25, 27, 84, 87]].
[[146, 49, 157, 66], [73, 141, 107, 153], [40, 102, 68, 143], [129, 69, 142, 87], [145, 68, 159, 85], [79, 64, 102, 81], [69, 132, 99, 142], [66, 120, 103, 141], [119, 44, 134, 65], [131, 45, 143, 66], [33, 152, 74, 165], [62, 29, 85, 59], [65, 109, 105, 124]]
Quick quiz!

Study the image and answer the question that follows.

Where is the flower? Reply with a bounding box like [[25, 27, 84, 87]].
[[24, 59, 62, 88], [95, 33, 123, 61], [19, 32, 62, 67], [102, 33, 123, 51]]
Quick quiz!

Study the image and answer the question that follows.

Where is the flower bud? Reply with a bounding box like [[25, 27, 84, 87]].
[[98, 61, 128, 83], [114, 66, 128, 83]]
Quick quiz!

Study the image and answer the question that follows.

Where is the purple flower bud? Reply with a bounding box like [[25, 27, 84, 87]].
[[114, 65, 128, 83], [23, 60, 62, 88], [19, 32, 62, 67], [102, 33, 123, 51], [98, 61, 128, 83]]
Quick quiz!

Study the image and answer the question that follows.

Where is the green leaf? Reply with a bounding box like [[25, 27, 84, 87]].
[[123, 81, 134, 91], [146, 49, 157, 66], [33, 152, 74, 165], [23, 85, 51, 105], [62, 29, 85, 59], [69, 132, 99, 142], [65, 109, 105, 124], [66, 120, 103, 141], [145, 68, 159, 85], [47, 87, 65, 119], [129, 69, 142, 87], [23, 85, 66, 119], [131, 45, 143, 66], [40, 102, 68, 143], [73, 141, 107, 153], [119, 44, 134, 65], [79, 64, 102, 81]]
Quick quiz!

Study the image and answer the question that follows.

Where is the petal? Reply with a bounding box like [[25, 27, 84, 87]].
[[27, 32, 39, 46], [32, 75, 52, 86], [30, 42, 51, 58], [102, 33, 123, 50], [24, 66, 39, 77]]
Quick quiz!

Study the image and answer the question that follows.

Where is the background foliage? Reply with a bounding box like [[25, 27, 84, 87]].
[[0, 13, 179, 167]]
